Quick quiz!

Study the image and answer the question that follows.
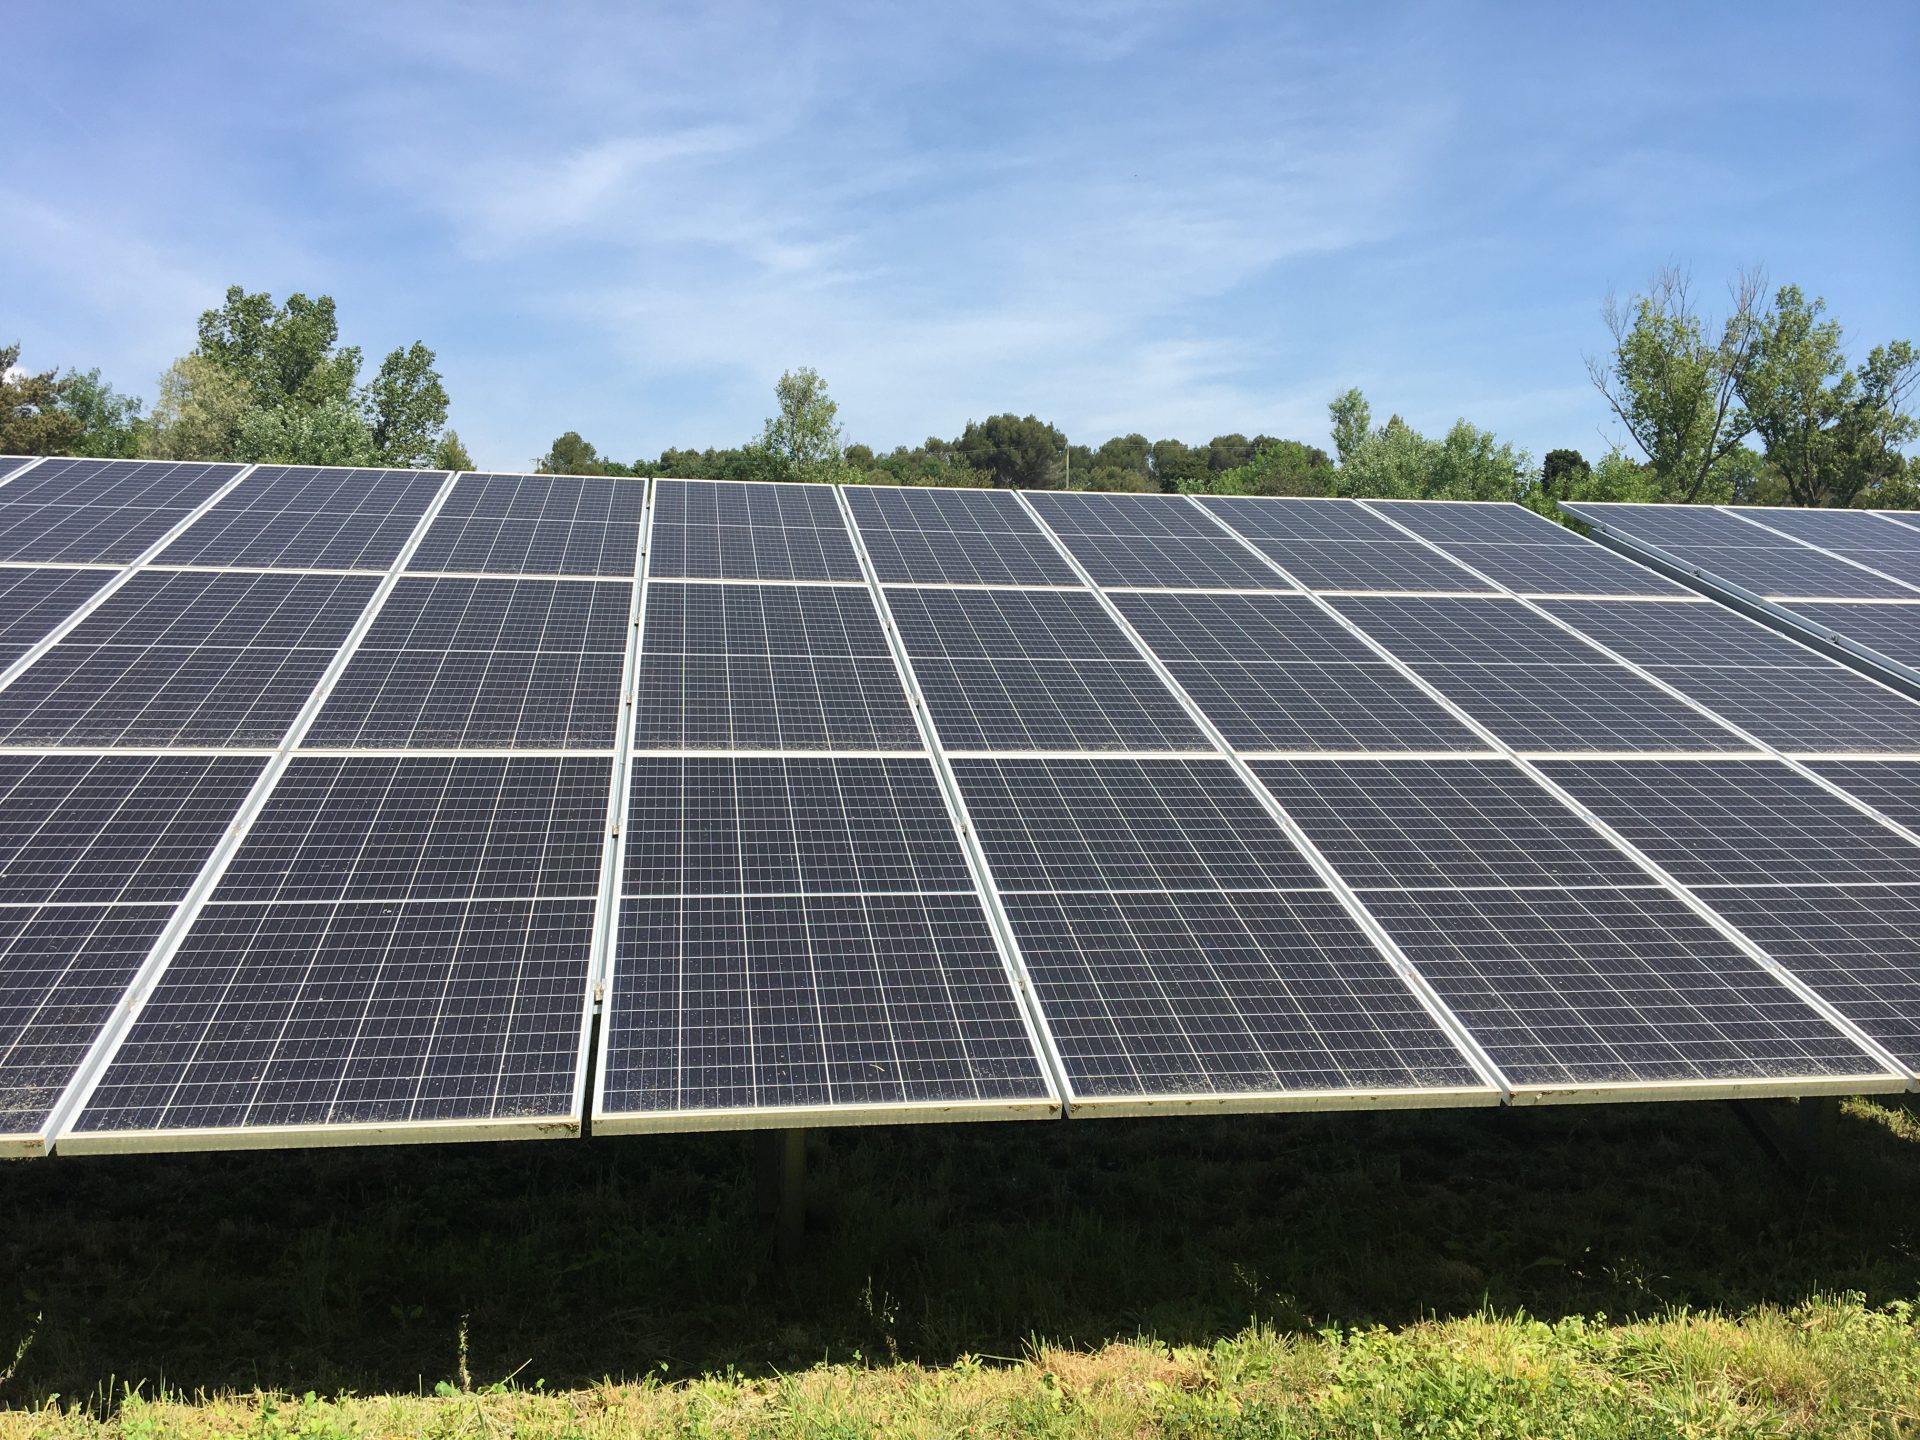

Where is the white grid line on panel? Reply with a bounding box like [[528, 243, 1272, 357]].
[[1010, 490, 1512, 1104], [834, 483, 1074, 1113], [1289, 500, 1920, 1085], [43, 468, 522, 1150], [1359, 505, 1920, 869], [0, 465, 262, 699], [1188, 494, 1912, 1089], [1722, 507, 1920, 599]]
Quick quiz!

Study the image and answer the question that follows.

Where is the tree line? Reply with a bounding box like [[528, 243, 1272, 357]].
[[5, 269, 1913, 510]]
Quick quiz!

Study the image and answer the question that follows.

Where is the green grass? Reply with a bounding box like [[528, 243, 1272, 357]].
[[3, 1096, 1919, 1436]]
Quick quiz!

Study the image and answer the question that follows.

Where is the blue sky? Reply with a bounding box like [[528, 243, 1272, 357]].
[[8, 2, 1917, 471]]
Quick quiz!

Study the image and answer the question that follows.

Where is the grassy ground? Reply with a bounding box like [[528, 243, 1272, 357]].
[[2, 1095, 1917, 1436]]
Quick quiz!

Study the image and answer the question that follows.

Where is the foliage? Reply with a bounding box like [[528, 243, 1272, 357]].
[[1587, 266, 1766, 503], [1738, 285, 1919, 508], [140, 286, 456, 468], [955, 412, 1066, 489], [1191, 439, 1337, 496], [757, 367, 848, 483], [430, 430, 474, 472], [1324, 392, 1532, 501], [537, 430, 617, 476], [0, 344, 83, 454], [53, 368, 144, 458]]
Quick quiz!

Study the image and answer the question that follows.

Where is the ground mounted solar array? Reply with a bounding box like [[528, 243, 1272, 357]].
[[1564, 500, 1920, 697], [0, 455, 1917, 1157]]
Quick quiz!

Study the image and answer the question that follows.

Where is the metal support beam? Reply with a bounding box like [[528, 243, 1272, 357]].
[[756, 1128, 807, 1266]]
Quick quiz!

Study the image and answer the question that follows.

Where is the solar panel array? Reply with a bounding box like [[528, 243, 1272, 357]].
[[1564, 500, 1920, 691], [1, 457, 1917, 1156]]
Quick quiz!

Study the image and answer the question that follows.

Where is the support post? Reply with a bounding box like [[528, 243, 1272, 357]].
[[756, 1128, 807, 1265]]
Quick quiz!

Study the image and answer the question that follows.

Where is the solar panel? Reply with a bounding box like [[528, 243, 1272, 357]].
[[649, 479, 861, 581], [1537, 599, 1920, 753], [1198, 496, 1402, 541], [1362, 886, 1877, 1087], [1327, 595, 1743, 752], [67, 897, 597, 1144], [1808, 760, 1920, 833], [623, 756, 976, 895], [1792, 602, 1920, 668], [955, 757, 1323, 891], [1540, 759, 1920, 888], [1245, 538, 1494, 593], [0, 754, 265, 903], [882, 587, 1209, 752], [0, 456, 38, 481], [0, 458, 244, 563], [0, 571, 378, 746], [843, 484, 1079, 585], [1368, 499, 1588, 547], [308, 577, 629, 748], [1726, 508, 1920, 589], [1113, 592, 1486, 752], [0, 566, 113, 670], [1000, 889, 1488, 1100], [156, 465, 448, 571], [1, 906, 177, 1150], [411, 472, 646, 577], [1431, 542, 1690, 597], [1022, 491, 1290, 588], [634, 582, 918, 750], [1566, 502, 1916, 600], [1250, 758, 1651, 889], [600, 892, 1052, 1120], [215, 756, 611, 903]]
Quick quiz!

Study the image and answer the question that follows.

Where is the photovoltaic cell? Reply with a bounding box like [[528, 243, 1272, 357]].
[[1330, 595, 1745, 752], [1368, 499, 1588, 547], [0, 567, 112, 670], [954, 757, 1322, 891], [1694, 885, 1920, 1069], [1809, 761, 1920, 835], [649, 479, 860, 581], [157, 465, 447, 570], [0, 754, 265, 904], [1541, 759, 1920, 888], [0, 456, 36, 481], [844, 484, 1079, 585], [886, 586, 1145, 661], [308, 577, 629, 748], [410, 472, 645, 577], [623, 756, 975, 895], [1023, 491, 1290, 588], [601, 892, 1051, 1115], [635, 582, 918, 750], [214, 757, 611, 903], [1113, 592, 1487, 752], [1001, 889, 1484, 1097], [1, 906, 176, 1141], [1793, 602, 1920, 668], [1727, 508, 1920, 589], [0, 458, 242, 563], [0, 571, 378, 746], [1364, 886, 1874, 1087], [1199, 497, 1403, 542], [1245, 538, 1494, 593], [71, 898, 595, 1137], [1434, 542, 1689, 596], [1250, 758, 1650, 889]]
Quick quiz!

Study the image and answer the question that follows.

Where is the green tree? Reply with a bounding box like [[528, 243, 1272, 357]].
[[0, 344, 83, 454], [539, 431, 611, 475], [757, 367, 846, 482], [365, 342, 451, 468], [141, 354, 252, 460], [1326, 392, 1531, 502], [432, 430, 475, 472], [1148, 438, 1209, 492], [1587, 266, 1765, 502], [1539, 449, 1591, 499], [234, 397, 378, 467], [1329, 388, 1372, 466], [1193, 439, 1335, 496], [1737, 285, 1918, 508], [196, 287, 361, 410], [955, 413, 1066, 489], [54, 367, 144, 458]]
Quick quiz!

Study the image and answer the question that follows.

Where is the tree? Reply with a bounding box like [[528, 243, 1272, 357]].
[[1587, 266, 1765, 502], [1737, 285, 1918, 508], [1194, 439, 1335, 496], [54, 368, 144, 458], [955, 413, 1065, 489], [432, 430, 474, 472], [1329, 388, 1371, 466], [142, 354, 252, 460], [1539, 449, 1591, 499], [365, 342, 451, 468], [539, 431, 611, 475], [757, 367, 846, 482], [234, 397, 378, 467], [0, 345, 83, 454], [196, 287, 360, 410], [1148, 438, 1209, 492]]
